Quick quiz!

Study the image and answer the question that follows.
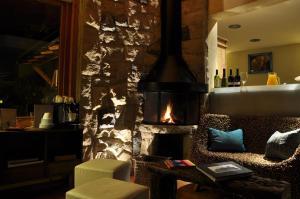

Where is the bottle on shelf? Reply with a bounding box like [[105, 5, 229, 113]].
[[228, 68, 234, 87], [234, 68, 241, 87], [214, 69, 221, 88], [221, 68, 227, 87]]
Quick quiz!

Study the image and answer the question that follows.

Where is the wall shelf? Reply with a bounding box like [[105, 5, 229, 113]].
[[213, 83, 300, 94], [0, 128, 82, 192]]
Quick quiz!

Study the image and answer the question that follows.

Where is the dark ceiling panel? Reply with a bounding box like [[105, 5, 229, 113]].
[[0, 0, 60, 41]]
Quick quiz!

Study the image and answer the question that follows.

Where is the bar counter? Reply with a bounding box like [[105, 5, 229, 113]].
[[209, 84, 300, 116]]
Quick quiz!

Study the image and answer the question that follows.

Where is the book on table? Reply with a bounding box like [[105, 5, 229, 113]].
[[164, 160, 195, 169], [196, 161, 253, 182]]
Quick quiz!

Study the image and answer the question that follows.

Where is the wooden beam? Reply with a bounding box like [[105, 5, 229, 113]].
[[58, 0, 79, 98], [33, 67, 52, 86], [223, 0, 256, 10], [209, 0, 224, 15], [209, 0, 258, 15], [36, 0, 61, 6], [37, 0, 72, 6]]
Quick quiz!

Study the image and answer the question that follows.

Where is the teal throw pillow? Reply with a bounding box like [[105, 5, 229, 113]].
[[208, 128, 246, 152], [265, 129, 300, 160]]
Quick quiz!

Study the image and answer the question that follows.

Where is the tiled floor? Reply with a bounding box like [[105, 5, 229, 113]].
[[33, 190, 66, 199], [177, 180, 221, 199], [1, 180, 219, 199], [33, 182, 221, 199], [0, 182, 68, 199]]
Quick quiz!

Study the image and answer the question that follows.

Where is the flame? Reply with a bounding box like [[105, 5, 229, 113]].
[[161, 102, 175, 124]]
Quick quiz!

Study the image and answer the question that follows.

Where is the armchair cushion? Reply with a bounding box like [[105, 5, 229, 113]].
[[208, 128, 246, 152], [265, 129, 300, 160]]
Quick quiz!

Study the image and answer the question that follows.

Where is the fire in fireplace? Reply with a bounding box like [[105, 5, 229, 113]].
[[161, 101, 175, 124], [142, 91, 201, 125], [138, 0, 207, 125]]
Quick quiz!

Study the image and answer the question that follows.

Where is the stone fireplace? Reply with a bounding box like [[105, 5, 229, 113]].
[[79, 0, 208, 161], [134, 124, 196, 186], [138, 124, 196, 159], [138, 0, 207, 126]]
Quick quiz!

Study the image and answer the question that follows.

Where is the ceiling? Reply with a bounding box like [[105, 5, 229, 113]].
[[0, 0, 60, 79], [0, 0, 59, 40], [215, 0, 300, 52], [0, 0, 60, 57]]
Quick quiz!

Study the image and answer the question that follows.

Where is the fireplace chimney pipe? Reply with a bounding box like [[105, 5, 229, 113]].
[[138, 0, 207, 125]]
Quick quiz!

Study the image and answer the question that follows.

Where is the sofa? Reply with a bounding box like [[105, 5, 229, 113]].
[[191, 113, 300, 199]]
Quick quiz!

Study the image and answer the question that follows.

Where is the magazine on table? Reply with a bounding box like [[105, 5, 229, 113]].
[[196, 161, 253, 182]]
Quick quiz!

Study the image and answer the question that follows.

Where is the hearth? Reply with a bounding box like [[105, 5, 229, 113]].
[[137, 124, 195, 160], [134, 126, 194, 187], [151, 133, 184, 159], [138, 0, 207, 125]]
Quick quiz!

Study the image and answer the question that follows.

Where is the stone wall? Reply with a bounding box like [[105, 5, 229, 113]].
[[80, 0, 208, 161]]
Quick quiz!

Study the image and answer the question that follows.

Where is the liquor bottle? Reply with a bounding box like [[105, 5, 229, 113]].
[[234, 68, 241, 87], [214, 69, 221, 88], [228, 69, 234, 87], [221, 68, 227, 87]]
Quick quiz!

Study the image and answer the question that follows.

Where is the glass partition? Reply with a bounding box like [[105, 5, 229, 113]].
[[0, 0, 60, 115]]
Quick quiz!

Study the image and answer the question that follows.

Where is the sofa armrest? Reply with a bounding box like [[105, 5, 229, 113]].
[[192, 125, 208, 150], [192, 114, 232, 150], [283, 145, 300, 165]]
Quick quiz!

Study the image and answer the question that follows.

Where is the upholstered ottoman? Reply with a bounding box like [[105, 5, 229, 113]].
[[66, 178, 149, 199], [75, 159, 131, 186]]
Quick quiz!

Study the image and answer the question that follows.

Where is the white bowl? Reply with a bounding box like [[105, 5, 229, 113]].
[[42, 112, 53, 120], [39, 123, 54, 129], [40, 118, 53, 125]]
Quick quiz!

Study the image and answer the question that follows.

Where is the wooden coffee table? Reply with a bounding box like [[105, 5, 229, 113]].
[[147, 163, 291, 199]]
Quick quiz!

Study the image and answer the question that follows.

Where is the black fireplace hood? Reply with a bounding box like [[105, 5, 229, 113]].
[[138, 0, 207, 125]]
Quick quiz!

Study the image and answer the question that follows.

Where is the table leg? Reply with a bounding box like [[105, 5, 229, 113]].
[[150, 173, 177, 199]]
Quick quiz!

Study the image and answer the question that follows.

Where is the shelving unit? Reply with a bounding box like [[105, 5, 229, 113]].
[[0, 128, 82, 191]]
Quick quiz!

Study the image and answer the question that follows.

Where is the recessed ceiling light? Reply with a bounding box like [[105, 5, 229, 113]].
[[249, 38, 261, 42], [228, 24, 241, 29]]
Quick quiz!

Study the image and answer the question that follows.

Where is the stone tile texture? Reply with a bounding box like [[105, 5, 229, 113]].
[[80, 0, 208, 161]]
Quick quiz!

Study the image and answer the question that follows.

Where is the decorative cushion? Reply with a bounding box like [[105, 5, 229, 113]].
[[207, 128, 246, 152], [265, 129, 300, 160]]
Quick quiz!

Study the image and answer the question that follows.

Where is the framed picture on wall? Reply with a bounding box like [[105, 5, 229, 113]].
[[248, 52, 273, 74]]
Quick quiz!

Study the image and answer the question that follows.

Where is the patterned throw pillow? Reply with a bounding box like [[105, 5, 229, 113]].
[[207, 128, 246, 152], [265, 129, 300, 160]]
